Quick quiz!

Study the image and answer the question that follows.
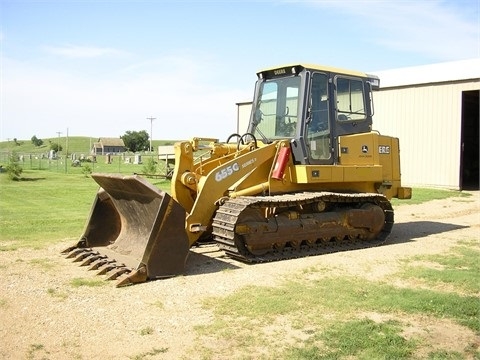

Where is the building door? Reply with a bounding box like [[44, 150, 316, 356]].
[[460, 90, 479, 190]]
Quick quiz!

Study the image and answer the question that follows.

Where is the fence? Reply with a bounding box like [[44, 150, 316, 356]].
[[0, 151, 173, 177]]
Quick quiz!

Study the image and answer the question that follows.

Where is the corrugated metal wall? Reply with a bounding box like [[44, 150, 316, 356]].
[[236, 102, 252, 134], [373, 81, 479, 189]]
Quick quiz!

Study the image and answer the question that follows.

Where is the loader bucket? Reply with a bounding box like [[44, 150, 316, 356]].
[[62, 174, 190, 286]]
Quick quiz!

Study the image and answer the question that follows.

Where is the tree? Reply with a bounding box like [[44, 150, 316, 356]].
[[49, 142, 63, 152], [5, 152, 23, 180], [31, 135, 44, 147], [121, 130, 149, 153]]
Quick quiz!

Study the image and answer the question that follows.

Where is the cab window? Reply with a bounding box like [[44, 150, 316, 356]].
[[253, 76, 300, 140], [336, 77, 366, 121]]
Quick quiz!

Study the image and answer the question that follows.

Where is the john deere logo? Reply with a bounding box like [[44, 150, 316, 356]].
[[362, 145, 368, 153]]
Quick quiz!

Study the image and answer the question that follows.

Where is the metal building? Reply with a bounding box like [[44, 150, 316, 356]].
[[236, 59, 480, 190], [373, 59, 479, 190]]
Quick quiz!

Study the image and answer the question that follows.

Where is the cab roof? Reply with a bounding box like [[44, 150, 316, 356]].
[[257, 63, 379, 89], [257, 63, 369, 79]]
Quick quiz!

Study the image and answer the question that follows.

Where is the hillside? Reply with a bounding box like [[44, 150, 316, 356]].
[[0, 137, 178, 155]]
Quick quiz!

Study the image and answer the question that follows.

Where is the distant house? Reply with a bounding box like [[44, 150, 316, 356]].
[[91, 138, 126, 155]]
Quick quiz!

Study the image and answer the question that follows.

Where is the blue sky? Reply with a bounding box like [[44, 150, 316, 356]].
[[1, 0, 479, 141]]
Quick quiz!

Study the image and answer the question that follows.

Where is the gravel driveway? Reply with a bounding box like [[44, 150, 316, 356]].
[[0, 192, 478, 359]]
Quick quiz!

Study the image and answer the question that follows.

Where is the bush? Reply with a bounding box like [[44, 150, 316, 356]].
[[142, 157, 157, 175], [5, 152, 23, 180], [81, 164, 92, 177]]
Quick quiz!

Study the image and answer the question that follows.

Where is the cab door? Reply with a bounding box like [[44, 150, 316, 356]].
[[306, 72, 333, 164]]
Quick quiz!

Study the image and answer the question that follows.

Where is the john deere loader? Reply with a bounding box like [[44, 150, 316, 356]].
[[63, 63, 411, 286]]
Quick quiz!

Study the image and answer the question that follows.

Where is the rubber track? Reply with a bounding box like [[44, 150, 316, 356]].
[[212, 192, 394, 263]]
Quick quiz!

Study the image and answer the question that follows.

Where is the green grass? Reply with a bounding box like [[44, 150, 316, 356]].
[[286, 318, 417, 360], [0, 136, 96, 155], [0, 170, 171, 249], [402, 241, 480, 294], [203, 276, 479, 332], [149, 300, 165, 310], [69, 277, 106, 287], [29, 257, 57, 271], [47, 287, 69, 300], [0, 136, 178, 156], [427, 350, 466, 360], [0, 171, 98, 249], [198, 243, 480, 359], [27, 343, 47, 360], [391, 187, 471, 206], [139, 326, 154, 336], [0, 298, 8, 308], [129, 347, 169, 360]]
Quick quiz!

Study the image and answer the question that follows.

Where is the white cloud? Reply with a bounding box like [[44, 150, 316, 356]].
[[43, 44, 126, 59], [0, 54, 250, 141], [308, 0, 479, 61]]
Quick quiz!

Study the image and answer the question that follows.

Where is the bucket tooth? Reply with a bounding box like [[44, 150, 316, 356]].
[[80, 254, 106, 267], [66, 248, 92, 259], [97, 262, 121, 275], [106, 267, 131, 280], [73, 250, 98, 263], [115, 267, 148, 287], [88, 258, 115, 271], [61, 245, 78, 254]]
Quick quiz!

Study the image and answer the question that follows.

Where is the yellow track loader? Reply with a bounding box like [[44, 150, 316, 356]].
[[63, 63, 411, 286]]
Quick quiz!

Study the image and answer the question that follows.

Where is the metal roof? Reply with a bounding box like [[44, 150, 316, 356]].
[[372, 58, 480, 88]]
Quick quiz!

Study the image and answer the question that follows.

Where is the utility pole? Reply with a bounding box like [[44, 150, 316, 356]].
[[56, 131, 62, 171], [65, 127, 69, 173], [147, 116, 155, 153]]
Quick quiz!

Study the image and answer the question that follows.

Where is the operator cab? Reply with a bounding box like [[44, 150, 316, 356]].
[[247, 64, 379, 165]]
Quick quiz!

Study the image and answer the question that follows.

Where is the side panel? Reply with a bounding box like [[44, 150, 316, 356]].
[[338, 133, 401, 183], [292, 165, 383, 184], [337, 132, 409, 198], [338, 132, 379, 165]]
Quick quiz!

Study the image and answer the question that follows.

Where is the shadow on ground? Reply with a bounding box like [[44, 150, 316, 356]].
[[19, 177, 46, 181], [183, 220, 469, 277], [185, 244, 240, 276], [389, 221, 468, 244]]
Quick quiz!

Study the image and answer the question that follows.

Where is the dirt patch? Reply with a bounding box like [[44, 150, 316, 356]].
[[363, 311, 479, 359], [0, 192, 479, 359], [403, 316, 479, 358]]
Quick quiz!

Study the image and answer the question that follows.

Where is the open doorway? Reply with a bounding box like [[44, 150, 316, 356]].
[[460, 90, 479, 190]]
